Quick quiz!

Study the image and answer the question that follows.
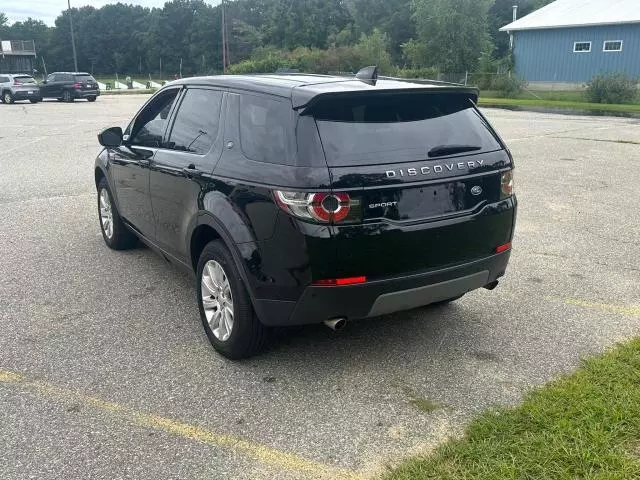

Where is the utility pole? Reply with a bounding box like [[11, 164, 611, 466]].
[[67, 0, 78, 71], [221, 0, 227, 73]]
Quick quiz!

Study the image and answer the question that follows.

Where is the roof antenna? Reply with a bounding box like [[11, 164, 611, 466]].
[[356, 66, 378, 85]]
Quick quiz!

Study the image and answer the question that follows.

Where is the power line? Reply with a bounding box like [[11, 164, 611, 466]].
[[67, 0, 78, 71]]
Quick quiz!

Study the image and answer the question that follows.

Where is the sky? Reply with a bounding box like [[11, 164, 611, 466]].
[[3, 0, 221, 26]]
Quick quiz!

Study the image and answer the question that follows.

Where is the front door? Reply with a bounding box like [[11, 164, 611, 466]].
[[111, 87, 181, 239], [150, 87, 224, 261]]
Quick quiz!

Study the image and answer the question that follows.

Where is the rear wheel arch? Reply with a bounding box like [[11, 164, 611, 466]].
[[189, 215, 257, 300], [190, 224, 222, 272]]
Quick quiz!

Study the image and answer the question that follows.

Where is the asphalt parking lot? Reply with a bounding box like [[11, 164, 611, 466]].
[[1, 95, 639, 479]]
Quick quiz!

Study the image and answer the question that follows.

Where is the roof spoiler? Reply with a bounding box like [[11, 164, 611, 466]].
[[377, 75, 465, 87]]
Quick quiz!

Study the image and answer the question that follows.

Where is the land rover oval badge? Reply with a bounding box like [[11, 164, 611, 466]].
[[471, 185, 483, 196]]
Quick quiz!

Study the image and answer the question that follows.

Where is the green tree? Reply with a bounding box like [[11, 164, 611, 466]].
[[345, 0, 414, 60], [412, 0, 493, 73], [355, 28, 393, 73]]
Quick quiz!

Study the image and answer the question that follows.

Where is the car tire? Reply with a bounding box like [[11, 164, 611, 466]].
[[63, 90, 73, 102], [87, 96, 96, 102], [197, 241, 267, 360], [2, 91, 14, 104], [97, 178, 137, 250], [29, 99, 40, 103]]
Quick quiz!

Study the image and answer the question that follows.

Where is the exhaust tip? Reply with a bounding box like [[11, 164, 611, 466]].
[[324, 318, 347, 331], [484, 280, 499, 291]]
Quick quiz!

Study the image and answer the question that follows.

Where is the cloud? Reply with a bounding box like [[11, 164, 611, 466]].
[[3, 0, 221, 26]]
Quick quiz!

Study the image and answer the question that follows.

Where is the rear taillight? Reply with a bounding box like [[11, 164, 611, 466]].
[[495, 242, 511, 253], [72, 82, 82, 88], [273, 190, 361, 224], [500, 170, 514, 199], [312, 276, 367, 286]]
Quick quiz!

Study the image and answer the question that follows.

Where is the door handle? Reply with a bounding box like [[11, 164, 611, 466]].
[[182, 165, 203, 179]]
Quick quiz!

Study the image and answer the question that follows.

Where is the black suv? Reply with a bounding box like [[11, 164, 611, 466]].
[[95, 70, 516, 359], [40, 72, 100, 102]]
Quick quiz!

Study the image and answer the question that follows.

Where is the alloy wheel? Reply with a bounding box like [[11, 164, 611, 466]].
[[201, 260, 234, 342], [99, 188, 114, 239]]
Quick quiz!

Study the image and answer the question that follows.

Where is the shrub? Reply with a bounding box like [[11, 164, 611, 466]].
[[490, 74, 526, 98], [586, 73, 638, 104]]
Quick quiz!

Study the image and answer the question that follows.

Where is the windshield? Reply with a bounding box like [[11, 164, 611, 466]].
[[14, 76, 36, 84], [310, 93, 502, 166], [75, 75, 96, 82]]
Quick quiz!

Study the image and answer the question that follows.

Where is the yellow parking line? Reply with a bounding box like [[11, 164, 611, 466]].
[[558, 298, 640, 317], [0, 368, 360, 479]]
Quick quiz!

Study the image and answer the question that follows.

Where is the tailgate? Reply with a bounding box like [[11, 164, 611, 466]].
[[307, 90, 515, 277]]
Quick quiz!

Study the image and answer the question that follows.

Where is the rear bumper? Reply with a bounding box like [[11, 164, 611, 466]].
[[253, 250, 510, 326], [73, 89, 100, 98], [12, 90, 41, 100]]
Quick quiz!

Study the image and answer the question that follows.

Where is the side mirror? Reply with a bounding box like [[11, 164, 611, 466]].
[[42, 79, 48, 84], [98, 126, 123, 148]]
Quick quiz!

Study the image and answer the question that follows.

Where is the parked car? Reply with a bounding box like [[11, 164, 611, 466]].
[[0, 74, 41, 104], [40, 72, 100, 102], [94, 68, 517, 359]]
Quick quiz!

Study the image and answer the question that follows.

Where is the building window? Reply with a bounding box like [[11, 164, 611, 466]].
[[603, 40, 623, 52], [573, 41, 592, 53]]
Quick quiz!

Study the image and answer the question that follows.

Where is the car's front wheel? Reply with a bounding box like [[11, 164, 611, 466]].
[[29, 98, 40, 103], [97, 178, 137, 250], [2, 92, 14, 104], [197, 241, 267, 359]]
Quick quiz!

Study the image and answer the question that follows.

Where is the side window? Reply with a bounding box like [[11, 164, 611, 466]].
[[239, 94, 292, 165], [47, 74, 56, 82], [129, 89, 180, 148], [0, 76, 9, 83], [167, 89, 223, 155]]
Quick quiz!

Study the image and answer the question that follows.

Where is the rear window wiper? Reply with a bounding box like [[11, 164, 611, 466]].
[[428, 144, 481, 158]]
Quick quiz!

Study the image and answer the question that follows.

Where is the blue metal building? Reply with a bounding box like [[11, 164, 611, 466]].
[[501, 0, 640, 84]]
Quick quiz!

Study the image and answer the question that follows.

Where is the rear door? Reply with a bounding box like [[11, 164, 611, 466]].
[[308, 91, 514, 278], [150, 87, 224, 261]]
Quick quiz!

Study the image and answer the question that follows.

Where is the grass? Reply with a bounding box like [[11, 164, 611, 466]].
[[478, 96, 640, 113], [478, 89, 640, 113], [384, 338, 640, 480]]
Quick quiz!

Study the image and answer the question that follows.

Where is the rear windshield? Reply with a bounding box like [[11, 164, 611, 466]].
[[75, 75, 96, 82], [14, 76, 36, 84], [310, 93, 501, 166]]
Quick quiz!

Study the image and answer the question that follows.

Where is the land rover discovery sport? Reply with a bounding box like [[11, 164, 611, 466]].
[[94, 70, 517, 359]]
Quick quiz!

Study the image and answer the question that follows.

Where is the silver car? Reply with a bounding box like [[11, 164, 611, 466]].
[[0, 74, 42, 104]]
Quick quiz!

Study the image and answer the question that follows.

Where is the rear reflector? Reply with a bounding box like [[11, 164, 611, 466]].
[[495, 242, 511, 253], [313, 276, 366, 286]]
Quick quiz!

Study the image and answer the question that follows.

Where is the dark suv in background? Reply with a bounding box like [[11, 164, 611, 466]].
[[94, 69, 517, 359], [40, 72, 100, 102]]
